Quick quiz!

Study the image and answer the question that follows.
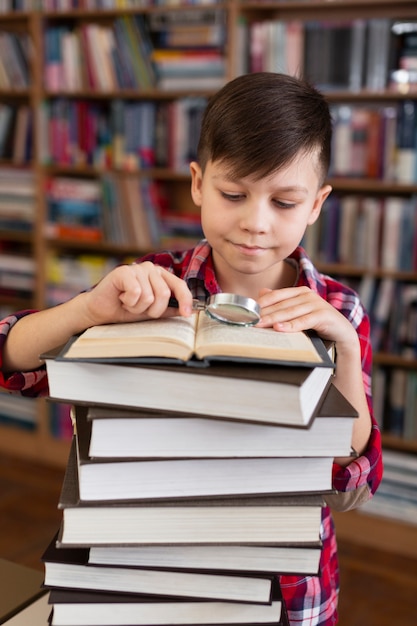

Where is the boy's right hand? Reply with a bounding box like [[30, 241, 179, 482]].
[[3, 262, 194, 375], [82, 261, 194, 327]]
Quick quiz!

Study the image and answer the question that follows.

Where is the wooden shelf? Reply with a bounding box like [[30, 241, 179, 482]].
[[43, 2, 229, 19], [316, 262, 417, 281], [383, 434, 417, 453], [1, 1, 417, 522], [329, 177, 417, 195], [374, 353, 417, 369], [334, 509, 417, 560], [240, 0, 417, 21]]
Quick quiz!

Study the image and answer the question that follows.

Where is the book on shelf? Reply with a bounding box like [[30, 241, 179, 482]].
[[149, 7, 220, 26], [79, 383, 357, 460], [0, 104, 14, 157], [11, 104, 31, 165], [0, 391, 38, 431], [359, 449, 417, 525], [151, 22, 224, 48], [152, 48, 226, 92], [87, 540, 322, 577], [47, 582, 288, 626], [303, 20, 354, 91], [0, 559, 46, 624], [118, 15, 157, 90], [365, 18, 393, 92], [57, 450, 324, 547], [0, 31, 30, 89], [44, 352, 334, 428], [0, 253, 35, 299], [380, 199, 405, 271], [45, 175, 103, 242], [390, 20, 417, 91], [395, 100, 417, 183], [42, 534, 275, 604], [370, 278, 396, 352], [72, 430, 335, 501], [157, 74, 225, 91], [373, 362, 417, 439]]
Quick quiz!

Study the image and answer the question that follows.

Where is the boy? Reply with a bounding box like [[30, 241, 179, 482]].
[[0, 73, 382, 625]]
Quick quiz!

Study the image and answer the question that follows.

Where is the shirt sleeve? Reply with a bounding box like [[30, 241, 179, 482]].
[[330, 308, 383, 502], [0, 310, 49, 397]]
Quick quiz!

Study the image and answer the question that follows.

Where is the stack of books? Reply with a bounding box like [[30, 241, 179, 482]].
[[41, 313, 358, 626]]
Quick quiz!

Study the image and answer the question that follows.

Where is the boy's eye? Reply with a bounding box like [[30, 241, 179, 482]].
[[273, 199, 296, 209], [221, 192, 244, 201]]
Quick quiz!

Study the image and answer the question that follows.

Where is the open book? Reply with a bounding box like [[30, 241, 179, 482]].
[[61, 312, 333, 368]]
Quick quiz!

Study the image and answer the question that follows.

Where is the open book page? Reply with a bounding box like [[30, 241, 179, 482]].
[[194, 312, 325, 364], [61, 312, 330, 366], [63, 315, 199, 360]]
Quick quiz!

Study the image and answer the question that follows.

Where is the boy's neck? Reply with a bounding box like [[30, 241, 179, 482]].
[[215, 258, 298, 299]]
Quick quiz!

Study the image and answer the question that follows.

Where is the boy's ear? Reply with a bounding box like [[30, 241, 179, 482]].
[[308, 184, 332, 225], [190, 161, 203, 207]]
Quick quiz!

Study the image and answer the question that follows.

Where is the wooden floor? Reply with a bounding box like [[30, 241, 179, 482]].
[[1, 452, 417, 626]]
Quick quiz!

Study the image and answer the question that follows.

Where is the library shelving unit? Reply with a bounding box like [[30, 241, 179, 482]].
[[0, 0, 417, 544]]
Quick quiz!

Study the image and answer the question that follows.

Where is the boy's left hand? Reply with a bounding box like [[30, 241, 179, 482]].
[[256, 286, 356, 348]]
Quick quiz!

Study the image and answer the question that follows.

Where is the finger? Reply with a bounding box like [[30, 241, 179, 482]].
[[260, 302, 324, 331], [108, 266, 143, 309], [115, 264, 157, 313], [161, 270, 193, 316], [257, 286, 305, 310], [259, 288, 316, 319], [144, 270, 177, 318]]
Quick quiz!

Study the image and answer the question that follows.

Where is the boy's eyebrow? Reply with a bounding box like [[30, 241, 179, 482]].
[[212, 174, 309, 194], [270, 185, 309, 194]]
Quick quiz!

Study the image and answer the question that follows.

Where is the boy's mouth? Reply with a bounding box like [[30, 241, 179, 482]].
[[233, 242, 267, 255]]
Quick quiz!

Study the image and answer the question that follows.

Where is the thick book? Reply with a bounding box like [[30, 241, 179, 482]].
[[78, 383, 357, 460], [0, 558, 46, 623], [88, 541, 322, 577], [57, 448, 324, 547], [47, 582, 288, 626], [44, 356, 334, 428], [59, 313, 334, 368], [72, 431, 335, 501], [42, 535, 274, 605]]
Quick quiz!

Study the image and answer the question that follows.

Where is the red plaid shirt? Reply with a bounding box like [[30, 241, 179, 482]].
[[0, 241, 383, 625]]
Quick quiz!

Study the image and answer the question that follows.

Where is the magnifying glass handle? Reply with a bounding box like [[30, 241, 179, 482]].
[[168, 297, 206, 311]]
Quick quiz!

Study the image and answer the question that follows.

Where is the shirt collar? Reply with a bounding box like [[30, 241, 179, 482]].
[[182, 239, 221, 298], [183, 241, 323, 298]]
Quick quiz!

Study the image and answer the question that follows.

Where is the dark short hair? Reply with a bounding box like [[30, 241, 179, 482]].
[[197, 72, 332, 184]]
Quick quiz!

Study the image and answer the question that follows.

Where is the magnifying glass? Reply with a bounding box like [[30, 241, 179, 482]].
[[168, 293, 261, 327]]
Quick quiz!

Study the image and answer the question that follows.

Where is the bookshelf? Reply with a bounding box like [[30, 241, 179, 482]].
[[0, 2, 416, 522]]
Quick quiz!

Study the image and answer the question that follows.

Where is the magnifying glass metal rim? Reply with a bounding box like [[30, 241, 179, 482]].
[[169, 293, 261, 326]]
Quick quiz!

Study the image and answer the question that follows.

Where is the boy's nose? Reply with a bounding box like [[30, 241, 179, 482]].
[[239, 201, 269, 233]]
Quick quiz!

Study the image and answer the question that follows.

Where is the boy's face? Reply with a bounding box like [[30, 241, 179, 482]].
[[190, 153, 331, 296]]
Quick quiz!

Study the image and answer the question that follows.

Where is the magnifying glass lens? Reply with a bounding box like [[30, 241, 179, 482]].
[[169, 294, 260, 326], [205, 294, 260, 326], [206, 303, 259, 325]]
